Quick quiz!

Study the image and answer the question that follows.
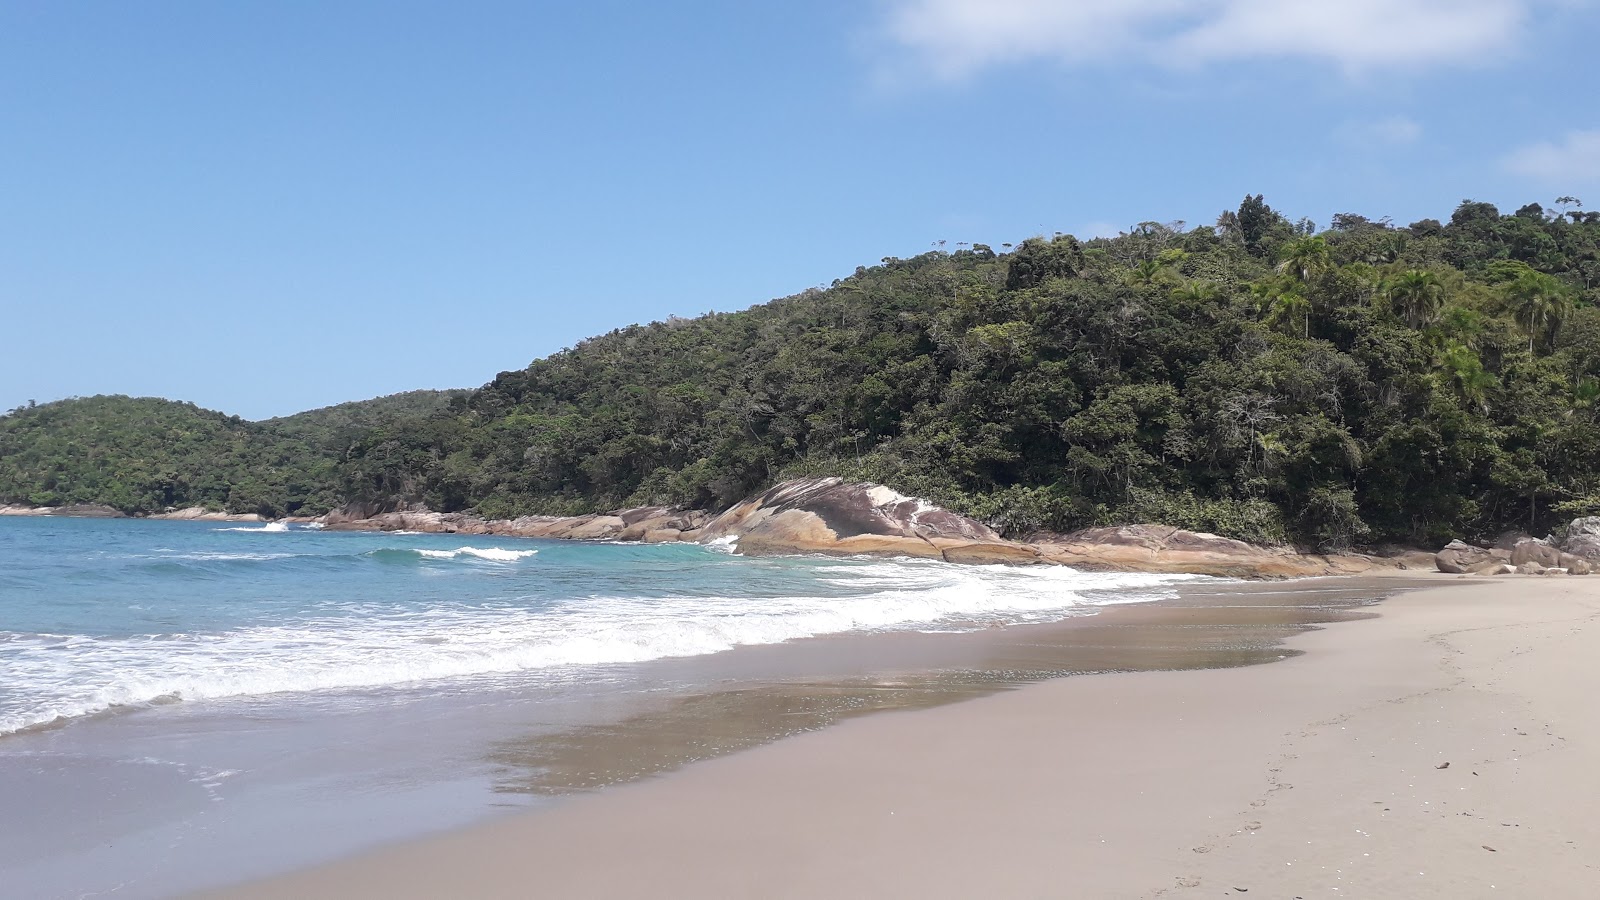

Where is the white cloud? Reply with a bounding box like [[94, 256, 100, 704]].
[[879, 0, 1551, 80], [1504, 129, 1600, 183], [1338, 115, 1424, 147]]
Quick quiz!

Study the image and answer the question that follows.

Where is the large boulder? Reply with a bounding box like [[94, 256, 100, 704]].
[[1562, 517, 1600, 562], [1510, 539, 1563, 568], [1559, 553, 1593, 575], [1435, 540, 1497, 574], [695, 477, 1034, 563]]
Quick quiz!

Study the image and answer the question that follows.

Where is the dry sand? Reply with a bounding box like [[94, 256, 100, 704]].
[[212, 575, 1600, 899]]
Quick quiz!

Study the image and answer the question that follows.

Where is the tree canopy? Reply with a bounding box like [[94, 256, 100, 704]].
[[7, 197, 1600, 548]]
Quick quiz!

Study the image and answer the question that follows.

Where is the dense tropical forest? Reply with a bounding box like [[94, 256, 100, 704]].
[[0, 391, 459, 516], [5, 197, 1600, 549]]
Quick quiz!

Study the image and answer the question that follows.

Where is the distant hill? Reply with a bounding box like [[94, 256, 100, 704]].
[[7, 197, 1600, 546], [261, 389, 467, 448], [0, 390, 460, 516]]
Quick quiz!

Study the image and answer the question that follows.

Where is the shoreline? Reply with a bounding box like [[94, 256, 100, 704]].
[[208, 573, 1600, 899], [3, 524, 1398, 900], [2, 475, 1430, 578]]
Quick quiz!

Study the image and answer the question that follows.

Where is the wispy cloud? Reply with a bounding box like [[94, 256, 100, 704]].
[[878, 0, 1552, 81], [1338, 115, 1424, 147], [1504, 129, 1600, 183]]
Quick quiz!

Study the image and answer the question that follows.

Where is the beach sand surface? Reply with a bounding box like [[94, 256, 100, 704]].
[[211, 576, 1600, 899]]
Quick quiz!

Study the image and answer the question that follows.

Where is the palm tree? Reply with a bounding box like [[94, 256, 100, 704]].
[[1170, 279, 1220, 303], [1383, 270, 1445, 329], [1269, 289, 1312, 338], [1506, 271, 1573, 354], [1438, 342, 1495, 410], [1275, 235, 1331, 284], [1574, 375, 1600, 416], [1247, 280, 1278, 319], [1125, 259, 1167, 287]]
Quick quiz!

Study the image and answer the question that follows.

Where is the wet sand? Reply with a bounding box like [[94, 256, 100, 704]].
[[198, 574, 1600, 898], [9, 573, 1386, 899], [483, 577, 1391, 796]]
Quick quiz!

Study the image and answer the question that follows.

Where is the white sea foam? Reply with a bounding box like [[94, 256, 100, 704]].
[[148, 551, 299, 562], [412, 547, 539, 562], [704, 535, 740, 554], [215, 522, 290, 533], [0, 559, 1196, 736]]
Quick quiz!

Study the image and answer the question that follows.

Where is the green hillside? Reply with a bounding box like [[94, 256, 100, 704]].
[[262, 389, 467, 449], [0, 396, 326, 515], [7, 197, 1600, 547], [338, 197, 1600, 548], [0, 390, 459, 516]]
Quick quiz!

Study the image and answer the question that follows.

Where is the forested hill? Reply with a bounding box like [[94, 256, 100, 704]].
[[262, 389, 468, 448], [7, 197, 1600, 548], [0, 391, 459, 515]]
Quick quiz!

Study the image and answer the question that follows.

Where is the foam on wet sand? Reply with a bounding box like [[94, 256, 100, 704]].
[[210, 574, 1600, 898]]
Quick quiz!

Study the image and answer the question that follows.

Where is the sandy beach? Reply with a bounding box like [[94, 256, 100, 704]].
[[210, 575, 1600, 899]]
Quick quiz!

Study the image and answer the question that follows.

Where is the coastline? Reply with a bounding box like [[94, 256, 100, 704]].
[[3, 476, 1421, 578], [208, 573, 1600, 899]]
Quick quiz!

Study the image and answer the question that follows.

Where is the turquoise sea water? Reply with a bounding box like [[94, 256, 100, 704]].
[[0, 516, 1197, 897], [0, 517, 1194, 738]]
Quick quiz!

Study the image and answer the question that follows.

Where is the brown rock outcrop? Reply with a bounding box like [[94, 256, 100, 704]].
[[148, 507, 265, 522], [1435, 540, 1498, 574], [1032, 525, 1376, 578], [1510, 539, 1562, 568], [313, 479, 1402, 578], [695, 478, 1034, 563]]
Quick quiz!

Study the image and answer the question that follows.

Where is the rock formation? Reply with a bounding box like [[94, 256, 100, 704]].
[[1030, 525, 1378, 578], [1433, 521, 1600, 576], [1562, 517, 1600, 562], [694, 478, 1037, 564], [1434, 540, 1508, 574]]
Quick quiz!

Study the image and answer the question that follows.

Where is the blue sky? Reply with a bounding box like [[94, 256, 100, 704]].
[[4, 0, 1598, 419]]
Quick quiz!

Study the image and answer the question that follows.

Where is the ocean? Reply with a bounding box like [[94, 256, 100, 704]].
[[0, 515, 1205, 898]]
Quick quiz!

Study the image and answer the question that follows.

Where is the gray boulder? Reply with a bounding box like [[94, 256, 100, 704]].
[[1511, 539, 1563, 568], [1436, 540, 1495, 574], [1562, 517, 1600, 561]]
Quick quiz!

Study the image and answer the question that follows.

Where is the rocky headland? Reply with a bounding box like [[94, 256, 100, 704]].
[[320, 477, 1395, 578], [17, 477, 1596, 580]]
